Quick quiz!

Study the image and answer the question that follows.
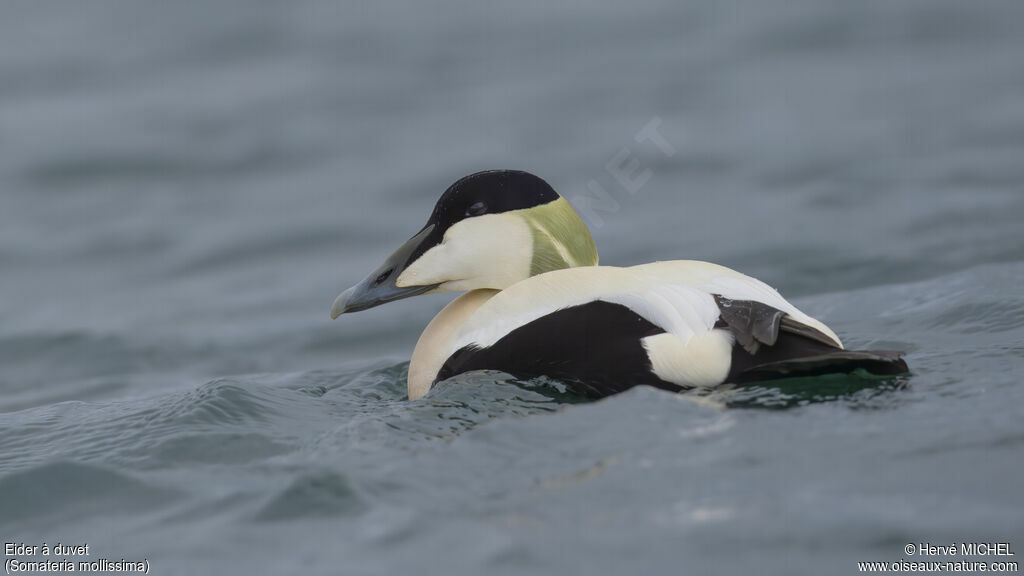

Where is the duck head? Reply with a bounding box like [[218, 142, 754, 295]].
[[331, 170, 598, 317]]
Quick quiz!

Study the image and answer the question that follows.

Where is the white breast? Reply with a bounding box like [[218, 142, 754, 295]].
[[407, 289, 499, 400]]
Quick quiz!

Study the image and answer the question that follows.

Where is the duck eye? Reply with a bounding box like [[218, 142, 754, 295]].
[[466, 201, 488, 217]]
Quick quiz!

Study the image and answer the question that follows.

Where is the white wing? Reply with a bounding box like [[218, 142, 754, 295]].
[[632, 261, 842, 347]]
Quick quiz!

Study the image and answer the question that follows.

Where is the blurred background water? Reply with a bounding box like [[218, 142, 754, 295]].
[[2, 1, 1023, 574]]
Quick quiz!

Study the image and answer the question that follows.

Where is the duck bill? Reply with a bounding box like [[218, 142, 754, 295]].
[[331, 224, 439, 317]]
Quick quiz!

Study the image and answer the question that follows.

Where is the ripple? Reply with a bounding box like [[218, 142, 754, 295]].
[[0, 331, 220, 412], [152, 379, 279, 426], [140, 431, 292, 466], [925, 299, 1024, 334], [719, 373, 912, 410], [0, 461, 177, 528], [254, 470, 367, 521]]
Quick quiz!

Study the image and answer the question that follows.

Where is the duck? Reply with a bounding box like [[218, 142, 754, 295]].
[[331, 169, 908, 400]]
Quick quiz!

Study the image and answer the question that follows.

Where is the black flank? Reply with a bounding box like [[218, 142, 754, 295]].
[[435, 300, 682, 398]]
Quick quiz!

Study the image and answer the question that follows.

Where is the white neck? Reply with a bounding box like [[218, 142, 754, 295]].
[[408, 289, 499, 400]]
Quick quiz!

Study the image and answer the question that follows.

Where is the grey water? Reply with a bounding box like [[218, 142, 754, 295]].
[[2, 1, 1023, 574]]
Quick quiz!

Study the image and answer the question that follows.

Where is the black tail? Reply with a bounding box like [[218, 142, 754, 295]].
[[730, 348, 909, 383], [713, 295, 909, 384]]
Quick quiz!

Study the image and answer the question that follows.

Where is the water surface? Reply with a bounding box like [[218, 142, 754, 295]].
[[2, 1, 1023, 574]]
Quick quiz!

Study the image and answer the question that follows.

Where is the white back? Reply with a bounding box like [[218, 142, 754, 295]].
[[452, 260, 841, 353]]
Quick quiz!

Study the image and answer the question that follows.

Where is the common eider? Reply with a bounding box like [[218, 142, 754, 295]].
[[331, 170, 908, 400]]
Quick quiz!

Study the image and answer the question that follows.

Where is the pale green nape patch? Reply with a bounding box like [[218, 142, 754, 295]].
[[518, 197, 599, 276]]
